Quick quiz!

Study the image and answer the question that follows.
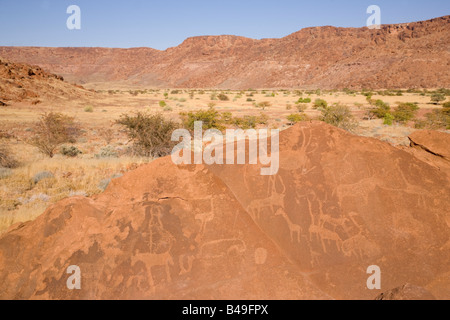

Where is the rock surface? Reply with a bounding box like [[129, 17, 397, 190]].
[[0, 16, 449, 89], [0, 58, 93, 102], [375, 283, 436, 300], [0, 122, 449, 299]]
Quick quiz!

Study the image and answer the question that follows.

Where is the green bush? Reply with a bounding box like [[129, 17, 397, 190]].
[[392, 103, 419, 124], [180, 108, 224, 131], [116, 112, 180, 157], [296, 103, 308, 113], [383, 113, 394, 126], [84, 106, 94, 113], [286, 113, 309, 125], [370, 100, 390, 119], [313, 99, 328, 109], [320, 104, 357, 131], [297, 98, 311, 104], [159, 100, 167, 107]]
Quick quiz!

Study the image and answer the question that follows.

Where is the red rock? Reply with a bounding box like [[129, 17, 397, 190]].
[[0, 16, 448, 89], [0, 122, 448, 300]]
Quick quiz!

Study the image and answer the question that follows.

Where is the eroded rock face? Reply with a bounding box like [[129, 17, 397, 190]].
[[0, 58, 92, 102], [0, 122, 449, 300], [0, 16, 449, 89]]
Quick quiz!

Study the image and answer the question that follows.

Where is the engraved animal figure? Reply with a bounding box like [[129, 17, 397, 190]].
[[247, 175, 286, 221], [275, 208, 303, 242], [308, 224, 343, 253], [131, 250, 174, 287]]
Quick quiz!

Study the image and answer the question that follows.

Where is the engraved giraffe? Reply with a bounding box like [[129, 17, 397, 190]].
[[274, 208, 303, 242], [247, 175, 286, 221]]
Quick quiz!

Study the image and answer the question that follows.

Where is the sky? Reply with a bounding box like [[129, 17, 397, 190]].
[[0, 0, 448, 50]]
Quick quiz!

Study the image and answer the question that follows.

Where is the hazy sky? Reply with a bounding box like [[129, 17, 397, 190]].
[[0, 0, 448, 49]]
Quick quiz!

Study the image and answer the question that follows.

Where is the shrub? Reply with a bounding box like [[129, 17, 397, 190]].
[[116, 112, 180, 157], [370, 100, 390, 119], [60, 145, 82, 157], [180, 108, 224, 131], [256, 101, 271, 110], [320, 104, 357, 131], [32, 171, 54, 184], [233, 114, 268, 130], [163, 106, 173, 112], [170, 90, 180, 94], [246, 98, 254, 102], [297, 98, 311, 104], [383, 113, 394, 126], [418, 110, 450, 130], [286, 104, 292, 110], [296, 103, 308, 113], [84, 106, 94, 113], [159, 101, 167, 107], [313, 99, 328, 109], [443, 101, 450, 116], [28, 112, 80, 158], [286, 113, 309, 125], [217, 93, 229, 101], [392, 103, 419, 124], [0, 144, 19, 168], [431, 93, 445, 104]]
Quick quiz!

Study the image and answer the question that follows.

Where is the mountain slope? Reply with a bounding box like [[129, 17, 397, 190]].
[[0, 16, 449, 89]]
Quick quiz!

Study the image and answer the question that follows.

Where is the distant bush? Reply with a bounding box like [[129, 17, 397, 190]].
[[313, 99, 328, 109], [170, 90, 180, 94], [28, 112, 80, 158], [116, 112, 180, 157], [431, 93, 445, 105], [163, 106, 173, 112], [180, 108, 224, 131], [320, 104, 357, 131], [60, 145, 82, 157], [383, 113, 394, 126], [246, 98, 254, 102], [217, 93, 229, 101], [233, 114, 268, 130], [159, 100, 167, 107], [84, 106, 94, 113], [256, 101, 271, 110], [296, 103, 308, 113], [0, 144, 19, 168], [416, 109, 450, 130], [287, 113, 309, 125], [370, 100, 390, 119], [297, 98, 311, 104], [392, 103, 419, 124]]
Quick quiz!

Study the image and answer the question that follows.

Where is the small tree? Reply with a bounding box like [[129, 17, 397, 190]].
[[28, 112, 79, 158], [320, 104, 357, 131], [116, 112, 179, 157], [257, 101, 271, 110], [286, 113, 309, 125], [431, 93, 445, 105], [217, 93, 229, 101], [313, 99, 328, 109], [392, 103, 419, 124]]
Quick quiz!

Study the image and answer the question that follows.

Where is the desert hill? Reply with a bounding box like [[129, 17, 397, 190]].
[[0, 58, 93, 103], [0, 122, 448, 300], [0, 16, 448, 89]]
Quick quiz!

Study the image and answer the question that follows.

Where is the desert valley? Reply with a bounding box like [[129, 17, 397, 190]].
[[0, 14, 449, 300]]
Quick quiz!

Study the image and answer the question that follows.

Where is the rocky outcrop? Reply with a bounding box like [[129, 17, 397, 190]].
[[0, 58, 93, 102], [0, 122, 448, 300]]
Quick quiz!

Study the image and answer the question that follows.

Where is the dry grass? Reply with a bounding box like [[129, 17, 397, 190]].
[[0, 88, 447, 234]]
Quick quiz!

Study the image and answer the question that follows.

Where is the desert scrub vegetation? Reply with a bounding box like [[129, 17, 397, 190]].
[[116, 112, 180, 157], [286, 113, 309, 125], [0, 144, 19, 168], [392, 103, 419, 124], [0, 156, 149, 234], [27, 112, 80, 158], [320, 104, 357, 131], [313, 98, 328, 109]]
